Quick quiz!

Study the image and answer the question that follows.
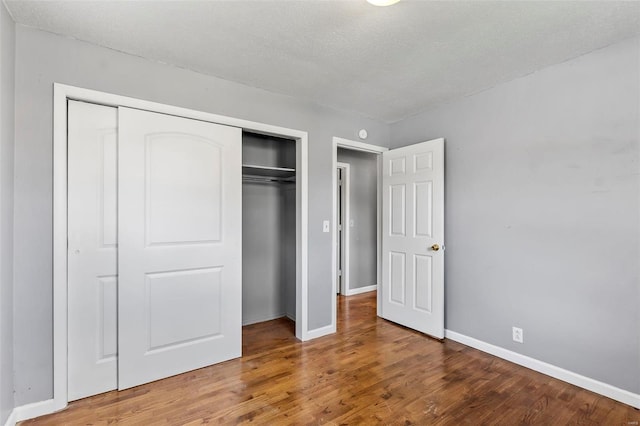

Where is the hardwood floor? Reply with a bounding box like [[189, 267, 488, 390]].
[[23, 291, 638, 425]]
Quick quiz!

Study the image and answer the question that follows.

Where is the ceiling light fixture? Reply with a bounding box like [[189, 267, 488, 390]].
[[366, 0, 401, 6]]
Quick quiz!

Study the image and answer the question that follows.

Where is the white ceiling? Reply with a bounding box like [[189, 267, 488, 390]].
[[5, 1, 640, 123]]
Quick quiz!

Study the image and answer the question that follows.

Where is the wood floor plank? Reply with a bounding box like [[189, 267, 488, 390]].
[[21, 291, 638, 425]]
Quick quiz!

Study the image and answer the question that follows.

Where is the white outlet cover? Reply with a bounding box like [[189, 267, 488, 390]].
[[512, 327, 524, 343]]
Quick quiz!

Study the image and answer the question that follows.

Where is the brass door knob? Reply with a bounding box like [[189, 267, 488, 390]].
[[431, 244, 440, 251]]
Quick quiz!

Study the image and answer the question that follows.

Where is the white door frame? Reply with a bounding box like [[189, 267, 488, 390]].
[[331, 137, 388, 318], [53, 83, 309, 412], [336, 162, 350, 295]]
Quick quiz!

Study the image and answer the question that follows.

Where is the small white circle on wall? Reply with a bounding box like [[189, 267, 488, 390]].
[[358, 129, 368, 140]]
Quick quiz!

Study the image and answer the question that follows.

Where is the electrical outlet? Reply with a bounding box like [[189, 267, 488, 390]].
[[512, 327, 523, 343]]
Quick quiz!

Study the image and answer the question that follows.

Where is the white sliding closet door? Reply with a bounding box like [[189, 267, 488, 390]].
[[67, 101, 119, 401], [117, 107, 242, 390]]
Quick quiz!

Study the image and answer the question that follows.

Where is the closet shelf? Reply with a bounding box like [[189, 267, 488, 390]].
[[242, 164, 295, 179]]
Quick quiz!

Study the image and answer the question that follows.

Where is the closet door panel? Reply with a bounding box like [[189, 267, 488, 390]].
[[67, 101, 118, 401], [145, 134, 222, 244], [118, 107, 242, 390]]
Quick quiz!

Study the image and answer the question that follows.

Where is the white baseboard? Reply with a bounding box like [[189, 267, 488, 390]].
[[13, 398, 61, 422], [242, 312, 288, 326], [345, 284, 377, 296], [303, 324, 335, 341], [445, 330, 640, 409], [3, 408, 16, 426], [242, 313, 297, 326]]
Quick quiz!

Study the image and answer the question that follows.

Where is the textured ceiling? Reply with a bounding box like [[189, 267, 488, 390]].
[[5, 1, 640, 123]]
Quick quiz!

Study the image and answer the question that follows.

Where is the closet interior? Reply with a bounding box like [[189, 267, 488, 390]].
[[242, 132, 296, 329]]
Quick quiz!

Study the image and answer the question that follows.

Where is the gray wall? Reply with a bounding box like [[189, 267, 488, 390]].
[[242, 133, 296, 325], [12, 25, 389, 405], [242, 183, 293, 325], [0, 3, 15, 424], [391, 36, 640, 394], [337, 148, 378, 291]]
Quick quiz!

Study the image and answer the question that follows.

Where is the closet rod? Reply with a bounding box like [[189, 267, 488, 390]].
[[242, 164, 295, 179], [242, 175, 295, 184]]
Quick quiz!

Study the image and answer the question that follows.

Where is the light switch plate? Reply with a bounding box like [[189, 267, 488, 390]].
[[323, 220, 330, 232]]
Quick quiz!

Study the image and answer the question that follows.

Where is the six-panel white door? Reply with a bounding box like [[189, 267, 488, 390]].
[[67, 101, 119, 400], [381, 138, 445, 339], [117, 107, 242, 390]]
